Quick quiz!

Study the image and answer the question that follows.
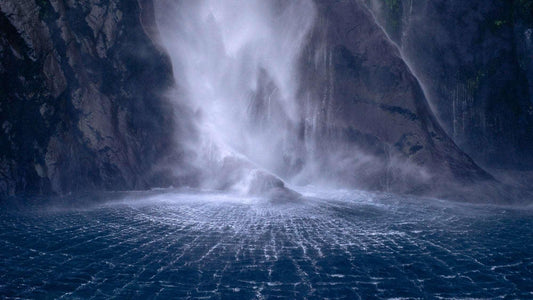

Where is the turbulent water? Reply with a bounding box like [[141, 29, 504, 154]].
[[155, 0, 317, 189], [1, 189, 532, 299]]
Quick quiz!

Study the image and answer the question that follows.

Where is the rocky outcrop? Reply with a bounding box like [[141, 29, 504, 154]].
[[367, 0, 533, 168], [0, 0, 177, 196], [1, 0, 529, 203], [296, 0, 494, 199]]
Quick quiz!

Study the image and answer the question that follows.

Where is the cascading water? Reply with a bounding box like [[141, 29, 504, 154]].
[[4, 2, 533, 299], [155, 0, 316, 193]]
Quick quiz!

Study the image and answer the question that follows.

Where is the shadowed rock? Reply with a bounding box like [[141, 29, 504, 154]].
[[296, 0, 493, 200], [0, 0, 180, 196]]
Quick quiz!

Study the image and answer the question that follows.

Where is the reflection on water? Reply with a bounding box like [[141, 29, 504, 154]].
[[1, 188, 532, 298]]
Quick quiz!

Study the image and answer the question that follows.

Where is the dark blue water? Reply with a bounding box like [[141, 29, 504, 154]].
[[1, 188, 532, 299]]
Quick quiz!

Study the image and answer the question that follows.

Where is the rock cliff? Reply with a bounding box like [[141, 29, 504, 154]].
[[368, 0, 533, 168], [297, 0, 494, 199], [0, 0, 177, 196], [1, 0, 530, 202]]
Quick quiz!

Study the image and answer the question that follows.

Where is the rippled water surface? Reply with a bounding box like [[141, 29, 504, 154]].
[[1, 188, 532, 299]]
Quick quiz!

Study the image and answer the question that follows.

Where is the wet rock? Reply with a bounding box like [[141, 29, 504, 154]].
[[298, 0, 491, 197], [246, 170, 302, 203], [0, 0, 177, 196], [368, 0, 533, 168]]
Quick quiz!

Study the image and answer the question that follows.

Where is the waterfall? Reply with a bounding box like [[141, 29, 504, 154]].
[[154, 0, 316, 192]]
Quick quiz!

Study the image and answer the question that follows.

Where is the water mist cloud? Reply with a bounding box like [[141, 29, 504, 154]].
[[154, 0, 448, 199], [154, 0, 316, 193]]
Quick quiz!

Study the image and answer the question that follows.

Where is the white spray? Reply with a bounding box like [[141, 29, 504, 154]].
[[155, 0, 316, 191]]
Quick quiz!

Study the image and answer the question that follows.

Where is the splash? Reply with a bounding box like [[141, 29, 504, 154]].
[[155, 0, 316, 192]]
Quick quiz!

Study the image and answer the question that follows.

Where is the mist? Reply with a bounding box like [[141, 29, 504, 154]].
[[153, 0, 441, 199], [154, 0, 314, 192], [2, 0, 533, 298]]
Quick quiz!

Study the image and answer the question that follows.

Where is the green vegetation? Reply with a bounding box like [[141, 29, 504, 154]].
[[381, 0, 403, 42], [515, 0, 533, 14], [491, 0, 533, 28], [484, 0, 533, 33], [385, 0, 400, 10], [36, 0, 53, 21], [514, 0, 533, 25], [465, 69, 487, 96], [494, 20, 507, 28]]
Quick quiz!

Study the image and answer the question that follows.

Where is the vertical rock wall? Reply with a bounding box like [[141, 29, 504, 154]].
[[0, 0, 177, 196], [368, 0, 533, 168], [297, 0, 492, 197]]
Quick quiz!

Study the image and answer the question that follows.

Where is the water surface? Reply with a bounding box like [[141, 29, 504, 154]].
[[1, 188, 532, 299]]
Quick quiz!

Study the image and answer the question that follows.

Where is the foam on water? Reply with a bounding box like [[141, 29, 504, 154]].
[[1, 190, 532, 298]]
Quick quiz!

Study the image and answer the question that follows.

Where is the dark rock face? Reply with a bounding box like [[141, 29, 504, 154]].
[[368, 0, 533, 168], [297, 0, 492, 197], [0, 0, 177, 196], [1, 0, 528, 203]]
